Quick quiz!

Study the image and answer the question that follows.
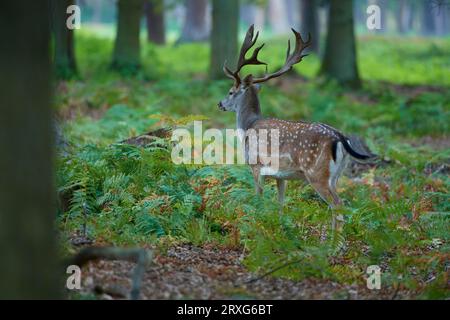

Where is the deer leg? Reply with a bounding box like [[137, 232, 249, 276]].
[[329, 186, 344, 232], [307, 179, 344, 232], [251, 167, 263, 195], [308, 180, 336, 242], [257, 177, 264, 195], [308, 180, 335, 207], [329, 156, 347, 232], [276, 179, 286, 214]]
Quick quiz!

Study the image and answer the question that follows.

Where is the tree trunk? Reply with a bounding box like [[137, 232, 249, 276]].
[[320, 0, 360, 88], [285, 0, 298, 28], [300, 0, 319, 54], [268, 0, 290, 34], [145, 0, 166, 44], [396, 0, 413, 34], [91, 0, 103, 23], [210, 0, 239, 80], [51, 0, 77, 79], [0, 0, 60, 299], [112, 0, 144, 74], [431, 1, 449, 35], [178, 0, 209, 43], [240, 3, 265, 31], [421, 0, 435, 35]]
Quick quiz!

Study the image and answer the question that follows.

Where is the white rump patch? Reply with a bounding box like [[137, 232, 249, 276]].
[[328, 142, 348, 189]]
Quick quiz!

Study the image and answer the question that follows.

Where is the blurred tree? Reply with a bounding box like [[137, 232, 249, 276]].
[[396, 0, 414, 33], [434, 2, 450, 35], [178, 0, 210, 43], [112, 0, 145, 74], [421, 0, 449, 35], [51, 0, 77, 79], [241, 2, 265, 31], [267, 0, 290, 34], [284, 0, 298, 27], [210, 0, 239, 79], [0, 0, 60, 299], [90, 0, 104, 23], [353, 0, 367, 28], [421, 0, 435, 34], [408, 0, 419, 32], [145, 0, 166, 44], [320, 0, 360, 88], [300, 0, 319, 54]]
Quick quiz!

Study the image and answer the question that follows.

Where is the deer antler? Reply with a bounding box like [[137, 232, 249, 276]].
[[253, 28, 311, 84], [223, 26, 311, 85], [223, 24, 267, 86]]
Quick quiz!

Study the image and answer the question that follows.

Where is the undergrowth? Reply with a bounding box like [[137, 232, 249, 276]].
[[57, 31, 449, 299]]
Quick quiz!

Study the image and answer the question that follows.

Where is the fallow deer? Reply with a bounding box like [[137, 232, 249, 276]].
[[218, 25, 374, 230]]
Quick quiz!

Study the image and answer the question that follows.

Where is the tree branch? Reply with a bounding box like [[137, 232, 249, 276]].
[[67, 246, 153, 300]]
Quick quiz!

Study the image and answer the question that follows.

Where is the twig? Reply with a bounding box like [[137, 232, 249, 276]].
[[68, 246, 153, 300], [244, 258, 304, 284], [130, 250, 149, 300], [390, 283, 400, 300]]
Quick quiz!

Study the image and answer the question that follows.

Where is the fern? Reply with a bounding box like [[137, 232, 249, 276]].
[[135, 209, 165, 237]]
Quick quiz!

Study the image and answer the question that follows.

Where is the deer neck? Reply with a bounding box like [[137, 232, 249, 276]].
[[236, 87, 261, 131]]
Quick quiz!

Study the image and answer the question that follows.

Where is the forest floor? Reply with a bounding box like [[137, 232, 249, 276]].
[[76, 243, 416, 300]]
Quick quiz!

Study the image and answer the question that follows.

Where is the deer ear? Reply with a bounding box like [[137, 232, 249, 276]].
[[242, 74, 254, 87]]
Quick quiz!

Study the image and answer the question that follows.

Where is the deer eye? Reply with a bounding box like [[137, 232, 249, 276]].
[[229, 92, 233, 95]]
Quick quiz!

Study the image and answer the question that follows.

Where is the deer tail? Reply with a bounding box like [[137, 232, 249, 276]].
[[332, 135, 376, 162]]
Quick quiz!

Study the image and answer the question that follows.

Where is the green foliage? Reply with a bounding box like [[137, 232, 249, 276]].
[[57, 32, 449, 298], [359, 36, 450, 85]]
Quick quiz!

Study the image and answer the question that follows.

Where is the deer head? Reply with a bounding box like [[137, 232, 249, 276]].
[[218, 24, 311, 113]]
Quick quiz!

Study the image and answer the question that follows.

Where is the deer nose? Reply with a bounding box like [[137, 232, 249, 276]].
[[218, 101, 224, 110]]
